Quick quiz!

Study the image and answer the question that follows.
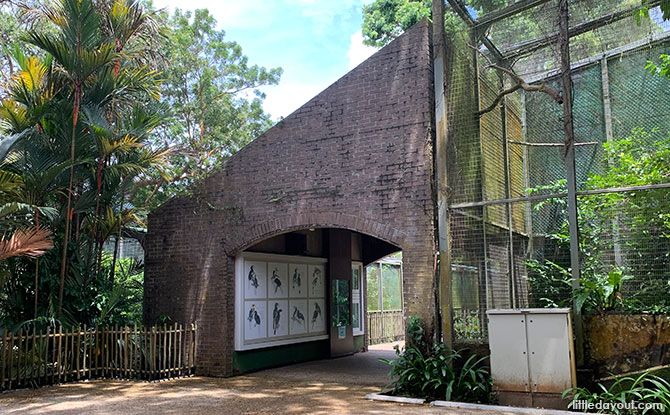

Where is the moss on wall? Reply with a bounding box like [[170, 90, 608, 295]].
[[584, 314, 670, 378]]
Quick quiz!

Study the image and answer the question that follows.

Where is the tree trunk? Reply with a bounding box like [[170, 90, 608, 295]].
[[34, 259, 39, 319], [109, 226, 121, 288], [58, 85, 81, 317]]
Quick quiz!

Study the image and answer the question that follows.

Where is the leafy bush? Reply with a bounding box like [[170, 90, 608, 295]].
[[453, 311, 484, 340], [574, 270, 631, 315], [380, 316, 491, 403], [525, 130, 670, 314], [564, 371, 670, 414], [525, 258, 631, 315]]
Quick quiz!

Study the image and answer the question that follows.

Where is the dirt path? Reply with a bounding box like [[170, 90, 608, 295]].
[[0, 343, 516, 415], [0, 375, 519, 415]]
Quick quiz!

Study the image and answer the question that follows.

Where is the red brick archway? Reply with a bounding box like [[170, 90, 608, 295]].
[[228, 212, 408, 255]]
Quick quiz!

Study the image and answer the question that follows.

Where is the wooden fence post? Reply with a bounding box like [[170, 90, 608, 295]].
[[1, 330, 6, 389]]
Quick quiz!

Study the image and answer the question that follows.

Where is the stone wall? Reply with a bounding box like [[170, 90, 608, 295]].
[[584, 314, 670, 378]]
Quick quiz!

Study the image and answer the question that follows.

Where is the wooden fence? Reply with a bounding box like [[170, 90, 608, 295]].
[[0, 323, 196, 392], [367, 310, 405, 345]]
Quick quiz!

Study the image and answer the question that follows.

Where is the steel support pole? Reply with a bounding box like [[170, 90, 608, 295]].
[[558, 0, 584, 366]]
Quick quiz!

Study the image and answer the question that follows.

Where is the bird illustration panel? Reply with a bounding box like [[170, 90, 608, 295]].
[[267, 263, 288, 299], [288, 264, 307, 298], [289, 300, 308, 335], [244, 261, 267, 299], [308, 299, 326, 333], [308, 264, 325, 298], [268, 300, 289, 337], [244, 301, 267, 341]]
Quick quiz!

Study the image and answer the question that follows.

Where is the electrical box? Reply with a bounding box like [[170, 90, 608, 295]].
[[487, 308, 577, 408]]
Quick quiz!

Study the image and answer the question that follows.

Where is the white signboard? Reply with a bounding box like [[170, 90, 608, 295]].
[[235, 253, 328, 351]]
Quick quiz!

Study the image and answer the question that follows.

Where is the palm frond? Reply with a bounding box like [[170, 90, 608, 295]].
[[0, 170, 24, 197], [0, 227, 54, 261], [0, 100, 31, 132]]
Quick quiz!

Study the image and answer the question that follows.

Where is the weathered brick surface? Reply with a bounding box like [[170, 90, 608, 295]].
[[144, 20, 436, 376]]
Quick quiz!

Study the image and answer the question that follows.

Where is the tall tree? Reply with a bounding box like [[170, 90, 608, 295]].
[[0, 0, 168, 326], [132, 9, 282, 208]]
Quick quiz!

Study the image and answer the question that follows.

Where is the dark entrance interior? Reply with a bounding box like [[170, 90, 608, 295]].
[[233, 228, 400, 373]]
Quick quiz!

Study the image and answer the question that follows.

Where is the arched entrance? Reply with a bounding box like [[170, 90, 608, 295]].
[[232, 227, 402, 373]]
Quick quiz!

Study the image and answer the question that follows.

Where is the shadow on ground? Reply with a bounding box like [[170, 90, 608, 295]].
[[0, 344, 518, 415]]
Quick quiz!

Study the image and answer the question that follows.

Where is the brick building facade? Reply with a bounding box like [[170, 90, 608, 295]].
[[143, 20, 437, 376]]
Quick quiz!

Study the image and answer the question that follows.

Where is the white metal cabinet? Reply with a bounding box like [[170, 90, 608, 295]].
[[487, 308, 576, 395]]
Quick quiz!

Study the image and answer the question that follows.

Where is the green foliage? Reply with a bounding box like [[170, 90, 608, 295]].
[[96, 256, 144, 326], [0, 1, 282, 329], [526, 129, 670, 314], [525, 257, 573, 308], [564, 371, 670, 414], [526, 257, 631, 314], [332, 280, 350, 326], [0, 0, 165, 329], [646, 54, 670, 78], [380, 316, 491, 403], [381, 263, 402, 310], [139, 8, 282, 208], [453, 311, 483, 340], [366, 264, 380, 311], [362, 0, 432, 47], [574, 270, 632, 315], [643, 1, 670, 81], [626, 279, 670, 314]]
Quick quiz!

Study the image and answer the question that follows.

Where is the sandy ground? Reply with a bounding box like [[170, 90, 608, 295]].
[[0, 341, 518, 415]]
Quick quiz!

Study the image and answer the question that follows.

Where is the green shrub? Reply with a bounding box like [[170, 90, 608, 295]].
[[564, 371, 670, 414], [379, 316, 491, 403]]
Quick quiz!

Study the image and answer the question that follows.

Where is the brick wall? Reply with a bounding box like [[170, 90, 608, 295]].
[[144, 19, 436, 376]]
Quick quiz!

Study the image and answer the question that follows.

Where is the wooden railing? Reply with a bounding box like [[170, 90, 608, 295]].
[[0, 323, 196, 392], [367, 310, 405, 345]]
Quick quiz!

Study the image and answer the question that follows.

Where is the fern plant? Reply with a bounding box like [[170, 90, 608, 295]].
[[379, 316, 491, 403], [564, 371, 670, 414]]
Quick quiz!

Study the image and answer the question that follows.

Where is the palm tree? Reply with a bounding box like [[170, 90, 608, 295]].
[[26, 0, 116, 316], [0, 0, 167, 326], [24, 0, 164, 316]]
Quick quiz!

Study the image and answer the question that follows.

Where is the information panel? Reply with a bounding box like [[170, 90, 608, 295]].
[[235, 253, 328, 351]]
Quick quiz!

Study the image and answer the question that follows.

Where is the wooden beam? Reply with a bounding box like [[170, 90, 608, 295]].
[[446, 0, 475, 25], [474, 0, 551, 29], [558, 0, 585, 367], [502, 0, 660, 61], [433, 0, 454, 350]]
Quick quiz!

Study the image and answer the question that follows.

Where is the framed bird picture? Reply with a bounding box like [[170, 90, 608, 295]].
[[268, 300, 289, 337], [288, 299, 308, 335], [267, 263, 288, 299], [244, 261, 267, 299], [308, 299, 326, 333], [288, 264, 307, 298], [244, 301, 267, 341], [308, 264, 325, 298]]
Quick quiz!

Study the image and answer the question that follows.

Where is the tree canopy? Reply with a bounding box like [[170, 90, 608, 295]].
[[134, 9, 282, 209], [0, 0, 281, 329]]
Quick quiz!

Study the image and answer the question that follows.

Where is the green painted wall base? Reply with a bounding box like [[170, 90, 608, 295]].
[[354, 335, 365, 352], [232, 339, 330, 374]]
